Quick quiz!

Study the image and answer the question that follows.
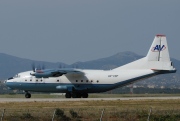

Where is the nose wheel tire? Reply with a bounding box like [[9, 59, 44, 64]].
[[25, 93, 31, 98]]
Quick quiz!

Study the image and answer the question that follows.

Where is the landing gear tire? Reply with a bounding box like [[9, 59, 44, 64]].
[[77, 93, 81, 98], [25, 93, 31, 98], [82, 93, 88, 98], [65, 92, 71, 98], [72, 93, 82, 98], [72, 93, 78, 98], [65, 92, 88, 98]]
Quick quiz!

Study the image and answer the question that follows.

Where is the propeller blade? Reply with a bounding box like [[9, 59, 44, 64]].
[[32, 63, 36, 72], [37, 64, 41, 70], [42, 64, 45, 70]]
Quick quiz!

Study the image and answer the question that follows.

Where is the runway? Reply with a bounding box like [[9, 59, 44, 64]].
[[0, 97, 180, 102]]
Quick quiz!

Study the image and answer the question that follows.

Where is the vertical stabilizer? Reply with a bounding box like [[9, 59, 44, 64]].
[[147, 35, 170, 61], [113, 35, 176, 72]]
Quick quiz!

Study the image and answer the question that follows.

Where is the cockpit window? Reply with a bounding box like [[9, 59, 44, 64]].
[[13, 74, 20, 78], [8, 77, 13, 80], [8, 74, 21, 80]]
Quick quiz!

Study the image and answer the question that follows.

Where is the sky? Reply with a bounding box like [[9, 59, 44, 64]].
[[0, 0, 180, 64]]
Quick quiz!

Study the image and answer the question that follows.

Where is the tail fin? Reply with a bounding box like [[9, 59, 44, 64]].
[[147, 35, 170, 62], [113, 35, 176, 72]]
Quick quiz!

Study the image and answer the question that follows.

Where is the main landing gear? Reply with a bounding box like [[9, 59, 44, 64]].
[[65, 92, 88, 98], [23, 91, 88, 98], [25, 91, 31, 98]]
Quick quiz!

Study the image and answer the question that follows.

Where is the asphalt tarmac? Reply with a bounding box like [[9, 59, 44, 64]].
[[0, 97, 179, 102]]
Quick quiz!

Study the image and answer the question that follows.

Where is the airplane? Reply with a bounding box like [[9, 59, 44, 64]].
[[5, 35, 176, 98]]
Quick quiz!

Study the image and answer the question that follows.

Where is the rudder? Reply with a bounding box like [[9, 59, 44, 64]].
[[147, 35, 170, 62]]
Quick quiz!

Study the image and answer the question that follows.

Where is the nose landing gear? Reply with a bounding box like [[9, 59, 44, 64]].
[[25, 91, 31, 98]]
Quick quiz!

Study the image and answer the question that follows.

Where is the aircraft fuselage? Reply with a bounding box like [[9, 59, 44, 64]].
[[6, 69, 155, 93]]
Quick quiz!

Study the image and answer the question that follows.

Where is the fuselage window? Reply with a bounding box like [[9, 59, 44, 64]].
[[36, 80, 38, 82], [76, 80, 78, 82], [57, 80, 59, 82], [86, 80, 88, 82], [97, 80, 99, 83], [91, 80, 93, 82], [81, 80, 83, 82], [41, 80, 43, 82], [25, 80, 27, 81], [30, 79, 32, 81]]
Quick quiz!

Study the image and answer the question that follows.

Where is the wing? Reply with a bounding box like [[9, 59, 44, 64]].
[[31, 68, 84, 78]]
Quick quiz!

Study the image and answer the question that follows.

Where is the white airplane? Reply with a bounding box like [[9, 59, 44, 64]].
[[5, 35, 176, 98]]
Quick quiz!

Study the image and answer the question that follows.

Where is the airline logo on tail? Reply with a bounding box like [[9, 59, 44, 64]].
[[151, 45, 166, 52]]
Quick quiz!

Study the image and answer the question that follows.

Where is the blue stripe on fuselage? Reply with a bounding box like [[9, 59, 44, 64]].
[[5, 82, 113, 93]]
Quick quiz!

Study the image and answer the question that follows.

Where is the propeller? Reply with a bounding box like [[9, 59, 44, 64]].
[[59, 64, 66, 68], [72, 64, 79, 68], [37, 64, 41, 70], [32, 63, 36, 72], [31, 63, 45, 72], [42, 64, 45, 70]]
